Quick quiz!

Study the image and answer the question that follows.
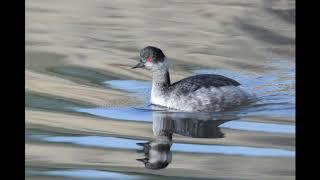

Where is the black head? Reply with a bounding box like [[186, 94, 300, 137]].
[[132, 46, 166, 69], [140, 46, 165, 62]]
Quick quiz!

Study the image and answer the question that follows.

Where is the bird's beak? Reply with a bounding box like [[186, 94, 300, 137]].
[[132, 61, 145, 69], [136, 158, 148, 163]]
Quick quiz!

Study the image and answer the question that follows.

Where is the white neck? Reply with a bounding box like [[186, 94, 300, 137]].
[[151, 61, 170, 105]]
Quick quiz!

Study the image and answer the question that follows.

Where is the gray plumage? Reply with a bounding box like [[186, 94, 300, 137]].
[[169, 74, 241, 95], [132, 46, 253, 112]]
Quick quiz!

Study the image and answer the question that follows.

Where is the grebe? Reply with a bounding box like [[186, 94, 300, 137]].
[[132, 46, 251, 112]]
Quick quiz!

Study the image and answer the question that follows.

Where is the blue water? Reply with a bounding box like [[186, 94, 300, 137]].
[[76, 107, 152, 122], [220, 120, 295, 134], [30, 135, 295, 157], [104, 80, 151, 93], [37, 169, 139, 179], [75, 107, 295, 134]]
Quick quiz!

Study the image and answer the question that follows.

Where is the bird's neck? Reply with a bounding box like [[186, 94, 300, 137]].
[[152, 68, 171, 90]]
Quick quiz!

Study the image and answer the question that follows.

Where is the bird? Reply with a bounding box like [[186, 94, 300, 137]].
[[132, 46, 252, 112]]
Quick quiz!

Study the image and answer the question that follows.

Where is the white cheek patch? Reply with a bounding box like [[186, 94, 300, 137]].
[[145, 62, 152, 69]]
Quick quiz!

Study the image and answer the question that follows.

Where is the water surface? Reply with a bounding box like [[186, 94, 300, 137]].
[[26, 0, 295, 179]]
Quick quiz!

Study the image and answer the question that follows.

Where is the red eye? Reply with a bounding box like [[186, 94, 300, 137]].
[[147, 57, 152, 62]]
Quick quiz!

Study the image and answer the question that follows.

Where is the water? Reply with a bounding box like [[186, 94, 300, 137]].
[[26, 0, 295, 179], [29, 135, 294, 157]]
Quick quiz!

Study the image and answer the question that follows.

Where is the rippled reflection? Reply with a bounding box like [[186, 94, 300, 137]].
[[136, 110, 239, 169]]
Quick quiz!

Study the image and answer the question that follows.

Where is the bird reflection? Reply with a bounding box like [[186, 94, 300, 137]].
[[136, 110, 239, 169]]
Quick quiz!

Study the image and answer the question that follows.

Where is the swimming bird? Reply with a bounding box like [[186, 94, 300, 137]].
[[132, 46, 252, 112]]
